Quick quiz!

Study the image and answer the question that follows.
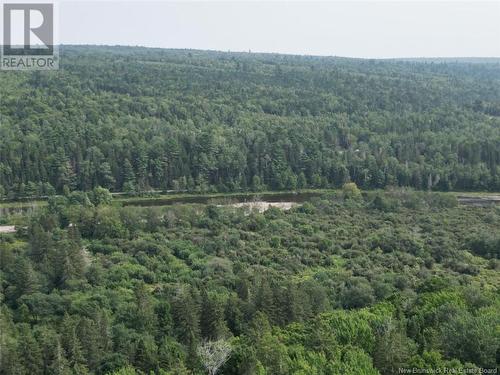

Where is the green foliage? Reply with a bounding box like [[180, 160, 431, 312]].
[[342, 182, 362, 200], [88, 187, 113, 206], [1, 185, 499, 373], [2, 47, 500, 199]]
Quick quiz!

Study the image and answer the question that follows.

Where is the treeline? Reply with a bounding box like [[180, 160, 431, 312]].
[[1, 189, 498, 374], [1, 47, 500, 198]]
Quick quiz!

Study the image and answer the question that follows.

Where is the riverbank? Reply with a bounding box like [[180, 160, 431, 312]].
[[2, 189, 500, 212], [0, 225, 16, 233]]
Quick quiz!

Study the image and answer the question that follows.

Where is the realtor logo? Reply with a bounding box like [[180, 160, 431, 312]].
[[1, 2, 58, 70]]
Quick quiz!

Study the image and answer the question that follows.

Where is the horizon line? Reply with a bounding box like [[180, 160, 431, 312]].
[[56, 44, 500, 61]]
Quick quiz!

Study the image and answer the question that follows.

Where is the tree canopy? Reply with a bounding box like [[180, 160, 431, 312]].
[[1, 47, 500, 199], [1, 190, 498, 374]]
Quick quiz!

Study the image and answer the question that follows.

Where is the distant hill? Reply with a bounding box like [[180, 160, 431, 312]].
[[0, 45, 499, 198], [390, 57, 500, 64]]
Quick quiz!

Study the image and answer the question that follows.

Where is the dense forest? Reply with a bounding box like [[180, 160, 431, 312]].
[[1, 188, 499, 374], [1, 46, 499, 375], [1, 46, 500, 198]]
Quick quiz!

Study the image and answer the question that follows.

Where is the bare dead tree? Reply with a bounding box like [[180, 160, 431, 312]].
[[197, 339, 232, 375]]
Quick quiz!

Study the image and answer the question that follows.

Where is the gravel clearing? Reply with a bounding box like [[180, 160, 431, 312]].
[[0, 225, 16, 233]]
